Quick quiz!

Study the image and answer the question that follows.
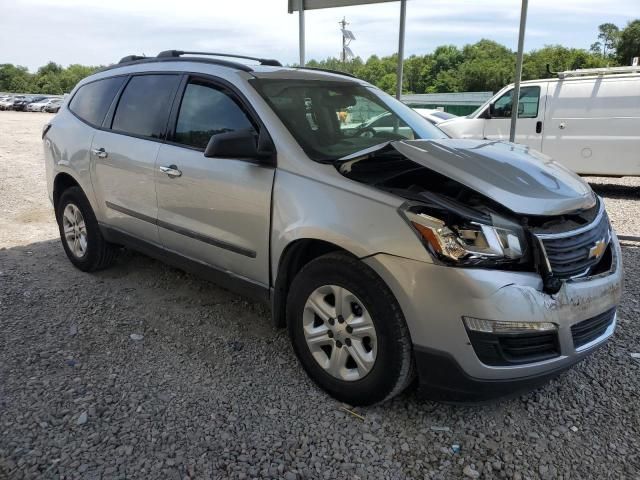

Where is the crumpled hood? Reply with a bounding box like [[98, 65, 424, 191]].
[[392, 138, 596, 216]]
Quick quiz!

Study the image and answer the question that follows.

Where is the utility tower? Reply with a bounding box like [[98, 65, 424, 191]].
[[339, 17, 355, 64]]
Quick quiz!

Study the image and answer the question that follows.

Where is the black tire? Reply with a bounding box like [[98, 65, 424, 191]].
[[56, 186, 117, 272], [287, 252, 414, 406]]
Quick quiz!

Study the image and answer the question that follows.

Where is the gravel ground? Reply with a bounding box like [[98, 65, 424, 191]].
[[1, 110, 639, 480]]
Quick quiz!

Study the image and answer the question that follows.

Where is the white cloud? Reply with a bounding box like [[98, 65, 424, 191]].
[[3, 0, 638, 70]]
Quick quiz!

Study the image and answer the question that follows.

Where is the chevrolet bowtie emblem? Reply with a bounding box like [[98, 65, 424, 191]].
[[588, 238, 607, 259]]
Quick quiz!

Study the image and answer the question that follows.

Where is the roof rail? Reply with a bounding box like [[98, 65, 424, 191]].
[[291, 66, 357, 78], [557, 65, 640, 79], [118, 55, 147, 64], [156, 50, 282, 67]]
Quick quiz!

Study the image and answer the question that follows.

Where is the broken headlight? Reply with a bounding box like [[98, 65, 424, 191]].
[[403, 209, 526, 266]]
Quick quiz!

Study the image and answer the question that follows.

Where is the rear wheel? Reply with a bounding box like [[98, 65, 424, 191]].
[[288, 252, 414, 405], [56, 186, 117, 271]]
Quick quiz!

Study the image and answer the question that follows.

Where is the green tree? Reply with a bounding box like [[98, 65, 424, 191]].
[[617, 20, 640, 65], [458, 40, 513, 91], [597, 22, 620, 57], [0, 64, 33, 92], [522, 45, 611, 80]]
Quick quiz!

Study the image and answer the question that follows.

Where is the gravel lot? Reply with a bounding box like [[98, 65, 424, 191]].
[[1, 110, 639, 480]]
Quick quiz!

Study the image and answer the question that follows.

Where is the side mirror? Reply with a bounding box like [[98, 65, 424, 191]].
[[487, 103, 496, 118], [517, 102, 525, 116], [204, 129, 275, 164]]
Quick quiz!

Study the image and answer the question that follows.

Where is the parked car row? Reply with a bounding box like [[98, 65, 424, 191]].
[[0, 94, 63, 113]]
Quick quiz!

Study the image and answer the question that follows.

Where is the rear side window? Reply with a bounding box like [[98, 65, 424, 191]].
[[112, 74, 180, 139], [69, 77, 125, 127], [174, 82, 254, 149]]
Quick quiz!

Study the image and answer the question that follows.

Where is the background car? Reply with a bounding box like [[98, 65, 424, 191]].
[[44, 99, 63, 113], [412, 108, 457, 125], [0, 96, 20, 110], [13, 96, 47, 111], [27, 98, 57, 112]]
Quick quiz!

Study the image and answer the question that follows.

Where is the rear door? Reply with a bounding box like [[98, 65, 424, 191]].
[[90, 73, 181, 243], [155, 76, 275, 285], [482, 84, 546, 151]]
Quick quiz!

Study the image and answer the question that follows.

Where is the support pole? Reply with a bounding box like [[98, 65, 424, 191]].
[[299, 0, 306, 66], [509, 0, 528, 143], [395, 0, 406, 100]]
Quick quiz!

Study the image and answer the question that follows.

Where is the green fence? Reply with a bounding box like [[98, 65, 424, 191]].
[[401, 92, 493, 117]]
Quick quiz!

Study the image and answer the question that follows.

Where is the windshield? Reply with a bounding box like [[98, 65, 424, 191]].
[[250, 79, 446, 162]]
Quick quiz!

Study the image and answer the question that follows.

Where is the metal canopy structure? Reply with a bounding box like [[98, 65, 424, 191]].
[[288, 0, 529, 135], [288, 0, 406, 99], [509, 0, 528, 143]]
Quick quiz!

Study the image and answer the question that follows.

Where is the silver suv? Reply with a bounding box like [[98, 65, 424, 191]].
[[44, 51, 623, 405]]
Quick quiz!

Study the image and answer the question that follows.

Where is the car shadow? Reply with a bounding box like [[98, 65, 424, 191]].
[[588, 180, 640, 199]]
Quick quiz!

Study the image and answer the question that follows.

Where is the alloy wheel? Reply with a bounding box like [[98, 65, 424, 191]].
[[62, 203, 88, 258]]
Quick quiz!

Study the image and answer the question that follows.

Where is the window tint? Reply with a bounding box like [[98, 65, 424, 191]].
[[174, 82, 254, 149], [112, 75, 180, 139], [69, 77, 125, 126], [492, 86, 541, 119]]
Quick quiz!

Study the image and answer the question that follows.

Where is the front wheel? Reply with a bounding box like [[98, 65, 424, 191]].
[[287, 252, 414, 405]]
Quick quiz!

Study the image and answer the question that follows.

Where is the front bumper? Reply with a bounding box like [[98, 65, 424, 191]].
[[363, 234, 623, 401]]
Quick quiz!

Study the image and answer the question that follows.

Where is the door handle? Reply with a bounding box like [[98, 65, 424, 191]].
[[536, 121, 542, 134], [160, 165, 182, 178], [92, 147, 108, 158]]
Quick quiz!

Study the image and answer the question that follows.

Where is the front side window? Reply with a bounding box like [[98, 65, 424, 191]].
[[250, 79, 446, 162], [69, 76, 125, 127], [112, 74, 180, 139], [174, 82, 254, 150], [491, 86, 541, 119]]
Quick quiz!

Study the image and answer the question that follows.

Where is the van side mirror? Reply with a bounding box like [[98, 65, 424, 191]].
[[204, 129, 275, 164], [517, 102, 525, 116]]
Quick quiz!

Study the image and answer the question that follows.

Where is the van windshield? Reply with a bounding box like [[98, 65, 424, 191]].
[[250, 78, 447, 162]]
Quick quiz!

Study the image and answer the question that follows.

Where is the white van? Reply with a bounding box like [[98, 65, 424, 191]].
[[438, 66, 640, 176]]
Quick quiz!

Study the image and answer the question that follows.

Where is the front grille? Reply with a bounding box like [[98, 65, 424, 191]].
[[468, 330, 560, 366], [537, 207, 610, 279], [571, 308, 616, 348]]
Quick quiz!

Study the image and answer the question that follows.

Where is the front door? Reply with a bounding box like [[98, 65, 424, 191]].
[[155, 78, 275, 285], [483, 85, 545, 152]]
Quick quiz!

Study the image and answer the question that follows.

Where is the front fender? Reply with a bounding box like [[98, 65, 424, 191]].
[[270, 169, 431, 280]]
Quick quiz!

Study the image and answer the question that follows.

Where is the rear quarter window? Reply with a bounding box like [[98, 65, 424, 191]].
[[69, 77, 126, 127]]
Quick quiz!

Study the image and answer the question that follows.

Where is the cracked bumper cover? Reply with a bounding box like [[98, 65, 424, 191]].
[[363, 235, 624, 401]]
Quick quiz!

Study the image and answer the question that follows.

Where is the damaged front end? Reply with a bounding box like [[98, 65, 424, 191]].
[[337, 140, 615, 295]]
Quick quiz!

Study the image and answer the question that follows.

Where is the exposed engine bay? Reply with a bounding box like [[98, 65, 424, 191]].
[[337, 142, 613, 294]]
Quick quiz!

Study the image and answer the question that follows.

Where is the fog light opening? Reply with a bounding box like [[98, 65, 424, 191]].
[[463, 317, 557, 334]]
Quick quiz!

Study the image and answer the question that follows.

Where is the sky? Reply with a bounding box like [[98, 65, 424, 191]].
[[1, 0, 638, 71]]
